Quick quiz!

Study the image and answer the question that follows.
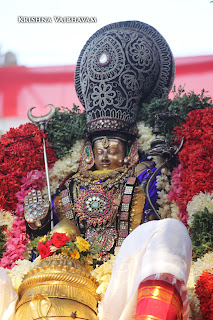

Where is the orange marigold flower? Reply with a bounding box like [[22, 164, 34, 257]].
[[70, 249, 80, 259]]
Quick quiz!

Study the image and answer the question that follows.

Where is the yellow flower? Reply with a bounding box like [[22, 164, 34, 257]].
[[39, 235, 47, 243], [70, 249, 80, 259], [61, 247, 71, 256], [85, 263, 94, 272], [74, 236, 90, 252]]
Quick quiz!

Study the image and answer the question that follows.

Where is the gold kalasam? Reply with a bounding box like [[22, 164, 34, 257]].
[[15, 254, 100, 320]]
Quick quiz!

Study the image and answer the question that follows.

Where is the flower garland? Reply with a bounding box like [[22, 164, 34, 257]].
[[7, 258, 36, 292], [190, 248, 213, 318], [187, 191, 213, 227], [168, 164, 187, 223], [0, 169, 47, 269], [195, 271, 213, 319], [156, 167, 173, 219], [187, 268, 201, 320], [0, 122, 57, 269], [172, 108, 213, 226], [0, 218, 29, 269], [0, 123, 57, 212], [91, 253, 117, 296], [137, 121, 156, 153], [167, 108, 213, 314], [192, 251, 213, 283], [0, 209, 15, 232]]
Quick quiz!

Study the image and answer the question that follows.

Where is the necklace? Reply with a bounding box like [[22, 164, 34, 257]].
[[72, 165, 131, 190]]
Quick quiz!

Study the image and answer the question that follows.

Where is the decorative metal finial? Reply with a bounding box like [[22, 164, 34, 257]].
[[27, 104, 56, 130]]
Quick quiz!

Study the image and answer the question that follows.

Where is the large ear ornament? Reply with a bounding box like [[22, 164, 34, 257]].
[[128, 138, 139, 166], [78, 139, 95, 172]]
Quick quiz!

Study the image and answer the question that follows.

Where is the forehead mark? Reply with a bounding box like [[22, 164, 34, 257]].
[[102, 136, 109, 148]]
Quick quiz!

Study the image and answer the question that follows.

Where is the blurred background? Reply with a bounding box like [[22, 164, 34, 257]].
[[0, 0, 212, 132]]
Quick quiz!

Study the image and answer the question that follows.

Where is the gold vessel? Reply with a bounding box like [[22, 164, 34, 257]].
[[15, 254, 100, 320]]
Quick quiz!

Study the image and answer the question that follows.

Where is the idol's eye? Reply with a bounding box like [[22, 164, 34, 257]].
[[108, 148, 118, 155], [95, 148, 104, 155]]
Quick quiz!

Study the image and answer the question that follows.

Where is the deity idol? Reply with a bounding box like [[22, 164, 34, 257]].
[[5, 21, 192, 320], [51, 21, 192, 319]]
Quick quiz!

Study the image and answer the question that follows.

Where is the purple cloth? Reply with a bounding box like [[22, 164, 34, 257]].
[[137, 165, 160, 220]]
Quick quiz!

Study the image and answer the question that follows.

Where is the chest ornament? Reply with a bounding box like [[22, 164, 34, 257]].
[[74, 187, 115, 227]]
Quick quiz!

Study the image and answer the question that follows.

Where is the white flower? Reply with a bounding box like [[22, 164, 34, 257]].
[[7, 259, 34, 292], [187, 191, 213, 227], [0, 209, 15, 231], [170, 201, 180, 220], [137, 121, 156, 153], [192, 251, 213, 283], [91, 254, 116, 296]]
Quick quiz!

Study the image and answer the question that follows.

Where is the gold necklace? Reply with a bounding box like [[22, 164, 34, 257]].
[[73, 165, 131, 189]]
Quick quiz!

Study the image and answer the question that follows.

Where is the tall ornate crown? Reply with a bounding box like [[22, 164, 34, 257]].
[[75, 20, 175, 135]]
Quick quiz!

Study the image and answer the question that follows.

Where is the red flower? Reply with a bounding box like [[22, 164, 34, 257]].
[[38, 241, 51, 259], [45, 239, 53, 247], [169, 108, 213, 226], [0, 123, 57, 212], [51, 232, 69, 248], [195, 271, 213, 320]]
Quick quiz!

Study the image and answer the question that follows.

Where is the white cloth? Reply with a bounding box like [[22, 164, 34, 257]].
[[99, 218, 192, 320], [0, 267, 17, 320]]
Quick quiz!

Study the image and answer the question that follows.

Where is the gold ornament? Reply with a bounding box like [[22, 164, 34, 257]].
[[15, 255, 100, 320], [51, 217, 81, 238]]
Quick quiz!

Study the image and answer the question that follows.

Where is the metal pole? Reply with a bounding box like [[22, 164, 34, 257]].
[[27, 104, 56, 231], [43, 136, 54, 230]]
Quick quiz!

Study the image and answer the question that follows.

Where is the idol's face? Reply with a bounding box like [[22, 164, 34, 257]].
[[93, 137, 126, 171]]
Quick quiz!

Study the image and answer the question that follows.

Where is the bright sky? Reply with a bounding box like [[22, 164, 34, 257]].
[[0, 0, 212, 67]]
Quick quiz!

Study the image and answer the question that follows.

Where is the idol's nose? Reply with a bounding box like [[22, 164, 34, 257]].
[[102, 150, 109, 162]]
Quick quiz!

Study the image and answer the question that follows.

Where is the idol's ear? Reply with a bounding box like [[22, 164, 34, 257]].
[[128, 138, 139, 166], [78, 138, 95, 172]]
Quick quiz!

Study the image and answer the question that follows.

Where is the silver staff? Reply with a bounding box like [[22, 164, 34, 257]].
[[27, 104, 56, 230]]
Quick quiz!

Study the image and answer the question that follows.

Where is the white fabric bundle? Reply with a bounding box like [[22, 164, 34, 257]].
[[99, 218, 192, 320], [0, 267, 17, 320]]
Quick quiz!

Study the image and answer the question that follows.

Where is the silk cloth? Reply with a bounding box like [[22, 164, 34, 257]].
[[99, 218, 192, 320], [0, 267, 17, 320]]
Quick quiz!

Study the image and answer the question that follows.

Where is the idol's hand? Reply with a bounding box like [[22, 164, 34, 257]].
[[24, 189, 50, 230]]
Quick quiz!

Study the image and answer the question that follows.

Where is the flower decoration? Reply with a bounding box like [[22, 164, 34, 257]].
[[169, 108, 213, 226], [195, 271, 213, 320], [75, 236, 90, 252], [0, 123, 57, 213], [32, 232, 99, 269], [51, 232, 69, 248], [7, 258, 35, 292], [91, 253, 116, 296]]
